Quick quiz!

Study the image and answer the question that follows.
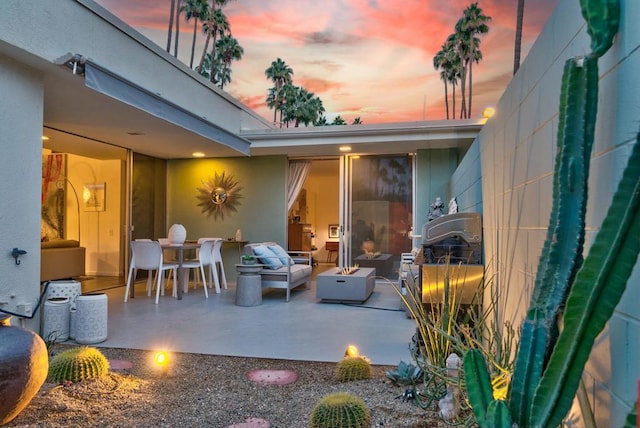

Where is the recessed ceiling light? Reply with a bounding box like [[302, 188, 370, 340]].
[[339, 146, 351, 152], [42, 135, 49, 141], [192, 152, 205, 158]]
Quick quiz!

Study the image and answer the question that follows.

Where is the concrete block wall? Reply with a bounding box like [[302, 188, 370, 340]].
[[453, 0, 640, 425]]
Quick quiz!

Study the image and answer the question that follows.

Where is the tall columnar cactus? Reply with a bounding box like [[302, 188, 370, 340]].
[[464, 0, 639, 426], [48, 346, 109, 384]]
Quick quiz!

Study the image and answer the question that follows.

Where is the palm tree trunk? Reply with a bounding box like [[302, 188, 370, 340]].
[[443, 82, 449, 120], [167, 0, 175, 53], [189, 18, 198, 68], [452, 81, 456, 120], [209, 32, 218, 83], [514, 0, 525, 74], [198, 28, 211, 73], [459, 65, 467, 119], [467, 61, 473, 118], [173, 0, 181, 58]]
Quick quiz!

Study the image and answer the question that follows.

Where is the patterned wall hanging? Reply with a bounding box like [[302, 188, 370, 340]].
[[196, 171, 243, 221]]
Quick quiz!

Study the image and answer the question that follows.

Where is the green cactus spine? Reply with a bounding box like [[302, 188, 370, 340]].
[[309, 392, 371, 428], [48, 346, 109, 383], [335, 356, 372, 382]]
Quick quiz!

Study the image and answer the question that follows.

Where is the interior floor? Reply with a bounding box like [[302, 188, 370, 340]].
[[63, 263, 417, 366]]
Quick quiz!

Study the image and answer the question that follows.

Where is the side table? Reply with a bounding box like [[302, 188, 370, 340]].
[[235, 264, 263, 306]]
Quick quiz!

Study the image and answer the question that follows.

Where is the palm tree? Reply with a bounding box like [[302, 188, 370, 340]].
[[331, 116, 346, 125], [183, 0, 209, 69], [433, 44, 452, 119], [265, 58, 294, 126], [282, 86, 324, 127], [514, 0, 525, 74], [216, 34, 243, 89], [351, 117, 362, 124], [166, 0, 175, 53], [198, 9, 229, 74], [458, 2, 491, 117]]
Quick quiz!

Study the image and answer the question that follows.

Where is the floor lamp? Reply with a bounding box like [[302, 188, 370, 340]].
[[56, 178, 81, 242]]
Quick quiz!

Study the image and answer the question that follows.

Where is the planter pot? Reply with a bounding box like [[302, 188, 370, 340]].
[[168, 224, 187, 244], [0, 315, 48, 425], [74, 293, 108, 344], [43, 297, 70, 341]]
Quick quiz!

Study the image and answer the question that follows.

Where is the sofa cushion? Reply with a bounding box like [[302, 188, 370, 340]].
[[260, 264, 312, 282], [252, 244, 283, 269], [41, 239, 80, 249], [267, 244, 293, 266]]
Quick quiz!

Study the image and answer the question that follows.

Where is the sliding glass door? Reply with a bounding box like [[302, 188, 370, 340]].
[[340, 154, 413, 278]]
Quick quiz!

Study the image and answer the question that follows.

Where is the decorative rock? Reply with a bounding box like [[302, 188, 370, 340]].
[[247, 369, 298, 385], [0, 315, 48, 425]]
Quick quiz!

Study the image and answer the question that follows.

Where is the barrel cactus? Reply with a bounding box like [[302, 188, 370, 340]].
[[335, 355, 372, 382], [309, 392, 371, 428], [48, 346, 109, 383]]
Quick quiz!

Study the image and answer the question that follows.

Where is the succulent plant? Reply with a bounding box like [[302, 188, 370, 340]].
[[309, 392, 371, 428], [385, 360, 423, 385], [48, 346, 109, 384], [335, 355, 372, 382]]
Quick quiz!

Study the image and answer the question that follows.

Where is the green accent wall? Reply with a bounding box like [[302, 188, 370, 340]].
[[415, 149, 460, 227], [167, 155, 288, 280], [167, 155, 288, 245]]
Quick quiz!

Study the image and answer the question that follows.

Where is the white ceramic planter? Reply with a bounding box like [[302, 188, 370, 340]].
[[74, 293, 108, 344], [42, 297, 70, 341], [46, 280, 82, 309]]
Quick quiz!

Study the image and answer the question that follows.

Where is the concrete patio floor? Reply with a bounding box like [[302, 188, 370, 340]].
[[71, 264, 417, 366]]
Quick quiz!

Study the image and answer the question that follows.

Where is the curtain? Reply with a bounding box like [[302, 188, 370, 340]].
[[287, 160, 311, 212]]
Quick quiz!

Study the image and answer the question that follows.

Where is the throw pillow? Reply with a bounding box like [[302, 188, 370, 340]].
[[268, 245, 294, 266], [252, 244, 283, 269]]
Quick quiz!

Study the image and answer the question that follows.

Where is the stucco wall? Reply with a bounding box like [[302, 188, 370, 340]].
[[455, 0, 640, 424], [0, 56, 45, 331]]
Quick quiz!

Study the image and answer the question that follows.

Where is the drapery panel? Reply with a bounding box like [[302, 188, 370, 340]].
[[286, 160, 311, 212]]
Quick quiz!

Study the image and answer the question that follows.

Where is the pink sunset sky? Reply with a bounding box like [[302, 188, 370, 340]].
[[94, 0, 559, 124]]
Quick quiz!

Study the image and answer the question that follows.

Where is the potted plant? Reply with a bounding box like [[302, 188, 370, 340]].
[[241, 255, 257, 265]]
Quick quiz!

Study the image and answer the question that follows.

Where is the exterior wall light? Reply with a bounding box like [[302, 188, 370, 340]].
[[482, 107, 496, 119], [192, 152, 205, 158], [339, 146, 352, 152]]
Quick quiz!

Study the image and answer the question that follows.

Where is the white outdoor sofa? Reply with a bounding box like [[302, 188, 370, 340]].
[[242, 242, 312, 302]]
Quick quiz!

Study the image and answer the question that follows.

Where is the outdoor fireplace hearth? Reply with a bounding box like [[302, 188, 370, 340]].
[[316, 267, 376, 303]]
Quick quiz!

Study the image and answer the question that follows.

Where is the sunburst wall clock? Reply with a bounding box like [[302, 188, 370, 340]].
[[196, 171, 243, 221]]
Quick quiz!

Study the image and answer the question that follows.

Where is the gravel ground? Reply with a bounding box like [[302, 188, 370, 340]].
[[7, 345, 449, 428]]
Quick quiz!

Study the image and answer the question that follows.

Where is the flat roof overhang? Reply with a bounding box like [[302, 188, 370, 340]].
[[241, 119, 484, 157]]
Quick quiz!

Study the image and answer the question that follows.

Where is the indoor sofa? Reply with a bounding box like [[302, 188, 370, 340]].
[[242, 242, 312, 302], [41, 239, 86, 282]]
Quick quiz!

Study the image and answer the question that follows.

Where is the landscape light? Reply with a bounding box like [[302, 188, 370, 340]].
[[344, 345, 359, 357], [153, 351, 170, 375]]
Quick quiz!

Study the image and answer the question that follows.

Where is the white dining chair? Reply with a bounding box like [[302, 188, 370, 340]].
[[196, 238, 223, 293], [125, 240, 178, 304], [211, 238, 228, 290], [179, 240, 211, 298]]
